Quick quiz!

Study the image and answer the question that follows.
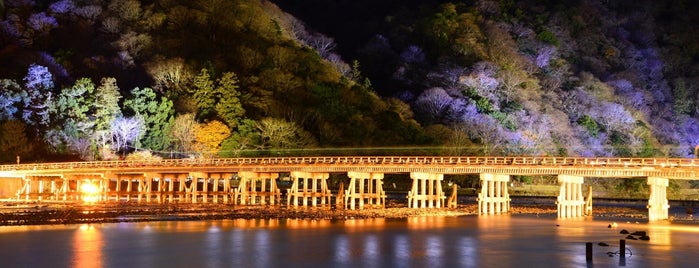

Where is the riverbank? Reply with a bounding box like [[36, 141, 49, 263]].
[[3, 197, 689, 226]]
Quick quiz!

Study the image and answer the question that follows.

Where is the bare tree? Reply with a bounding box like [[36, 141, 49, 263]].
[[110, 116, 145, 154]]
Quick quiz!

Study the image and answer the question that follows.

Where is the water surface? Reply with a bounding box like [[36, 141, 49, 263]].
[[1, 215, 697, 268]]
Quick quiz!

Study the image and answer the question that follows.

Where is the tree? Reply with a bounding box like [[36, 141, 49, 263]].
[[123, 87, 175, 150], [0, 79, 23, 120], [108, 0, 142, 22], [145, 57, 189, 95], [55, 78, 95, 132], [220, 118, 261, 157], [256, 117, 316, 149], [94, 77, 122, 131], [214, 72, 244, 128], [169, 113, 198, 156], [110, 116, 145, 155], [0, 120, 33, 162], [22, 64, 54, 130], [194, 120, 230, 157], [413, 87, 453, 124], [191, 68, 216, 120]]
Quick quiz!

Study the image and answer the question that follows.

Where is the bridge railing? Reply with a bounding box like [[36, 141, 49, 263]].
[[1, 156, 698, 172]]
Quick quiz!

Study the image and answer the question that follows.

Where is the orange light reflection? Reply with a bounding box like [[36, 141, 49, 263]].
[[72, 224, 103, 268]]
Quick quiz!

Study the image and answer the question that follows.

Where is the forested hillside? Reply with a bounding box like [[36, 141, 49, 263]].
[[276, 0, 699, 157], [0, 0, 429, 162], [0, 0, 697, 163]]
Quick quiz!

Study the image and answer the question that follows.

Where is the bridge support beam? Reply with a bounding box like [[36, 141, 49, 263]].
[[647, 177, 669, 221], [236, 172, 280, 205], [345, 172, 386, 210], [557, 175, 585, 218], [477, 174, 510, 215], [287, 171, 331, 206], [188, 172, 209, 203], [407, 172, 445, 208]]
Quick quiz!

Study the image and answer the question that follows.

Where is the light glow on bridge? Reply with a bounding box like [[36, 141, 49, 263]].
[[80, 182, 99, 203]]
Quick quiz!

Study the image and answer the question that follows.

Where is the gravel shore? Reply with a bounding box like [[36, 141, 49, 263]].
[[0, 198, 671, 226]]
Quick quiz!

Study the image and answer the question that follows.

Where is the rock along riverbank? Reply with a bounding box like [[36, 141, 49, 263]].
[[0, 197, 678, 226]]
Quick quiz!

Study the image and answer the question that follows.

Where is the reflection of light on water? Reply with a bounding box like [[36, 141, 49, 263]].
[[72, 224, 103, 268], [343, 218, 386, 233], [363, 234, 380, 260], [393, 235, 410, 266], [425, 236, 443, 267], [407, 216, 446, 229], [286, 219, 331, 229], [333, 235, 350, 263], [457, 237, 477, 267], [254, 231, 271, 267]]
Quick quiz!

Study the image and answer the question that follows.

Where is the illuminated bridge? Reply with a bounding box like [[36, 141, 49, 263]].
[[1, 156, 698, 221]]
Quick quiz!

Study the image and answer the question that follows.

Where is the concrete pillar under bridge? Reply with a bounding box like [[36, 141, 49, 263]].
[[557, 175, 586, 218], [287, 171, 332, 207], [647, 177, 669, 221], [235, 172, 280, 205], [407, 172, 445, 208], [344, 172, 386, 210], [477, 174, 510, 215]]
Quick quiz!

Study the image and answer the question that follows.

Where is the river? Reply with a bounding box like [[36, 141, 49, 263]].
[[0, 215, 697, 268]]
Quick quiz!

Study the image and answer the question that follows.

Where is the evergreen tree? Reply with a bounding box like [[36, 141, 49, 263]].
[[94, 77, 123, 132], [214, 72, 245, 128], [123, 87, 175, 151]]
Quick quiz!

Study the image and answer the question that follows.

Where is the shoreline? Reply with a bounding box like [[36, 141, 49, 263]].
[[3, 199, 693, 227]]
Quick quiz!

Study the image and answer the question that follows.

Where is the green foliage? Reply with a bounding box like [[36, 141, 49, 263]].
[[636, 138, 658, 157], [123, 87, 175, 151], [475, 98, 493, 113], [577, 115, 599, 137], [421, 3, 486, 61], [93, 78, 122, 131], [191, 69, 216, 120], [614, 178, 648, 198], [536, 29, 559, 46], [0, 120, 33, 162], [214, 72, 245, 128], [220, 118, 261, 157]]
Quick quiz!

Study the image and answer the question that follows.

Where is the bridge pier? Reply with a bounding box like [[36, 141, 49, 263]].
[[189, 172, 208, 203], [236, 172, 280, 205], [287, 171, 331, 207], [345, 172, 386, 209], [477, 174, 511, 215], [407, 172, 445, 208], [556, 175, 585, 218], [647, 177, 669, 221]]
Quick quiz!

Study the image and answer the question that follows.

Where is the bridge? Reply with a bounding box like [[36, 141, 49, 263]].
[[1, 156, 698, 221]]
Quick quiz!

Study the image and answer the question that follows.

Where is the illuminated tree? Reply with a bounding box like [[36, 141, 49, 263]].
[[414, 87, 453, 124], [221, 118, 261, 157], [194, 120, 230, 157], [22, 64, 54, 129], [53, 78, 96, 153], [0, 79, 23, 120], [191, 68, 216, 119], [108, 0, 142, 22], [256, 117, 316, 149], [27, 12, 58, 35], [110, 116, 145, 154], [214, 72, 244, 128], [123, 87, 175, 150], [145, 57, 189, 94], [169, 113, 198, 155], [94, 77, 122, 131]]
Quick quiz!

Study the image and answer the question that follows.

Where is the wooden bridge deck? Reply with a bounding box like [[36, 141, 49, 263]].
[[1, 156, 698, 179]]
